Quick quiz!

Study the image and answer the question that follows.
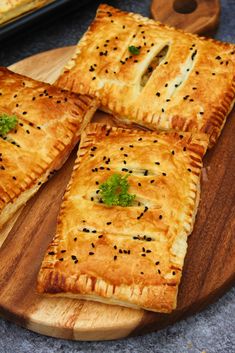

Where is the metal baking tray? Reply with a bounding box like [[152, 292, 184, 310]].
[[0, 0, 92, 41]]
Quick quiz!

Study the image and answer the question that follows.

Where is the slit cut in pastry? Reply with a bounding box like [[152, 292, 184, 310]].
[[37, 123, 208, 313], [0, 67, 97, 229], [0, 0, 54, 25], [56, 4, 235, 147]]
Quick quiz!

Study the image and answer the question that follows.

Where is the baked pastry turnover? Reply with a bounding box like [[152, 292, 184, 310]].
[[56, 4, 235, 147], [0, 67, 97, 228], [0, 0, 54, 25], [37, 123, 208, 313]]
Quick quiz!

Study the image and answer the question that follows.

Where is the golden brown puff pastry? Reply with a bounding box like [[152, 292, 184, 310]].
[[56, 4, 235, 148], [37, 123, 208, 313], [0, 0, 54, 25], [0, 67, 97, 229]]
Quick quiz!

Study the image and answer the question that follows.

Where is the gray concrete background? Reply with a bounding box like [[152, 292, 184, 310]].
[[0, 0, 234, 352]]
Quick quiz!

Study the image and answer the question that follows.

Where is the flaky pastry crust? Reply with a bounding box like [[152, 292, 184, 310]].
[[56, 4, 235, 148], [0, 0, 53, 25], [0, 67, 97, 228], [37, 123, 208, 313]]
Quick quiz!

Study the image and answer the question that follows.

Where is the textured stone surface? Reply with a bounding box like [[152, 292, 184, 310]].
[[0, 0, 234, 352]]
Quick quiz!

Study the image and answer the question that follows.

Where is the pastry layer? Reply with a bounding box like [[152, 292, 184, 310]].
[[0, 67, 97, 228], [56, 4, 235, 147], [37, 123, 208, 313], [0, 0, 54, 25]]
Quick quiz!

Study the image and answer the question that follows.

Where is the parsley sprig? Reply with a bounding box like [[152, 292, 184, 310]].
[[128, 45, 140, 55], [99, 173, 136, 207], [0, 114, 18, 136]]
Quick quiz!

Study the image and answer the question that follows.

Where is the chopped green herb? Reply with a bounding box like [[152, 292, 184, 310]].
[[128, 45, 140, 55], [0, 114, 18, 136], [99, 173, 136, 207]]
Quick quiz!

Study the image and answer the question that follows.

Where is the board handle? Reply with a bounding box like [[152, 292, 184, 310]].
[[150, 0, 220, 35]]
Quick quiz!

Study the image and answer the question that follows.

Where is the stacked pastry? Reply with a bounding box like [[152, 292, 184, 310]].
[[1, 5, 235, 313]]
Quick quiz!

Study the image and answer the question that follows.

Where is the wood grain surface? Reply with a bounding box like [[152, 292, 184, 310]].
[[0, 45, 234, 341], [150, 0, 220, 35]]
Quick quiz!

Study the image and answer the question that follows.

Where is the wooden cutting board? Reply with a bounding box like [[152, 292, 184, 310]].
[[0, 45, 234, 341]]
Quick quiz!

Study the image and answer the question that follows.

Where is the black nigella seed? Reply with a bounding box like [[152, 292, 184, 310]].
[[183, 147, 187, 151], [216, 55, 221, 60], [155, 261, 160, 265], [129, 145, 134, 148], [171, 150, 175, 155], [89, 252, 94, 255], [162, 172, 166, 176], [120, 147, 124, 151], [12, 176, 16, 180], [172, 271, 176, 275], [91, 243, 95, 248], [106, 222, 112, 225], [119, 249, 123, 254], [155, 162, 160, 165], [158, 269, 161, 274], [71, 255, 77, 260], [150, 180, 154, 183], [156, 92, 160, 97], [141, 254, 146, 257], [74, 259, 78, 264], [159, 215, 163, 219], [114, 245, 117, 249], [48, 251, 55, 255], [114, 255, 117, 260], [138, 138, 142, 141], [146, 250, 151, 253], [61, 250, 66, 253], [144, 170, 148, 176], [138, 182, 142, 187], [98, 235, 103, 238], [22, 111, 27, 115], [188, 168, 192, 172], [59, 258, 64, 262], [92, 230, 97, 233]]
